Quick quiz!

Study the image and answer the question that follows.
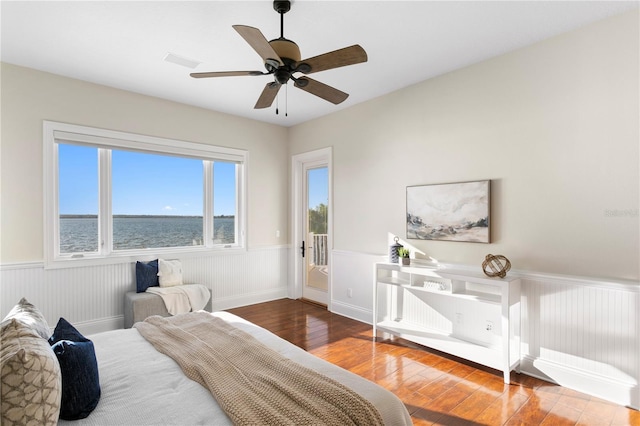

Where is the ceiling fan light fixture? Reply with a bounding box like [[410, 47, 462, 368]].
[[264, 58, 280, 72], [274, 68, 291, 84]]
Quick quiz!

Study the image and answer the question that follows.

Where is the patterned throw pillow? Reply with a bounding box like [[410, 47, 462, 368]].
[[0, 319, 62, 426], [1, 297, 51, 339]]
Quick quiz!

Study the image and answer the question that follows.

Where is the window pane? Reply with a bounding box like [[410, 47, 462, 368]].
[[213, 161, 236, 244], [307, 167, 328, 235], [58, 144, 99, 254], [112, 150, 203, 250]]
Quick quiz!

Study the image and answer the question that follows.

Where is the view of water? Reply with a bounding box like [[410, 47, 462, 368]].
[[59, 216, 235, 253]]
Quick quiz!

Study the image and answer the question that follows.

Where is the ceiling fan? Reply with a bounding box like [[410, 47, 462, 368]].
[[190, 0, 368, 111]]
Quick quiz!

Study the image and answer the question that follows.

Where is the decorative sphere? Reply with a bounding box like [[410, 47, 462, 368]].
[[482, 254, 511, 278]]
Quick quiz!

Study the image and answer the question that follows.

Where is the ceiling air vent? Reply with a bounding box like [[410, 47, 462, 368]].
[[163, 52, 201, 69]]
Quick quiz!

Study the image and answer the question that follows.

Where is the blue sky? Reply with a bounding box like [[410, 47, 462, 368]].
[[307, 167, 328, 209], [58, 144, 236, 216], [59, 144, 327, 215]]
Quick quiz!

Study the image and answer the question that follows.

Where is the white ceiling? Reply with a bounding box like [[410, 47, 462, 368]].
[[2, 1, 637, 127]]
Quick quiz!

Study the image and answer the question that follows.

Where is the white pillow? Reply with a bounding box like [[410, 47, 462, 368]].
[[157, 259, 183, 287]]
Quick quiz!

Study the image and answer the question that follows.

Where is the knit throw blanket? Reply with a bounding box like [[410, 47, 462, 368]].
[[134, 312, 385, 426]]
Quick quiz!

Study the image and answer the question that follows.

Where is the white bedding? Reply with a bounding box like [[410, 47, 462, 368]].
[[58, 311, 412, 425]]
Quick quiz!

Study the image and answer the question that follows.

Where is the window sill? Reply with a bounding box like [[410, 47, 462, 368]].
[[44, 245, 246, 270]]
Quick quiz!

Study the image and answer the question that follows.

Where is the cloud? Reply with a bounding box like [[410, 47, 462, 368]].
[[162, 205, 176, 211]]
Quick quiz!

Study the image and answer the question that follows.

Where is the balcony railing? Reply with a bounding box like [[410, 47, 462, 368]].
[[309, 233, 328, 266]]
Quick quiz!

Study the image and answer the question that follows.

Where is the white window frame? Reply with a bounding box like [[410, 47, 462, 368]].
[[43, 121, 247, 269]]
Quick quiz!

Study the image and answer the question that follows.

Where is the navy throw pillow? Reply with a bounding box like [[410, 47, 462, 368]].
[[136, 259, 159, 293], [49, 317, 101, 420]]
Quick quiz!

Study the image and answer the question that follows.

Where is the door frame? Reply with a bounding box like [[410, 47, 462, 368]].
[[291, 147, 332, 307]]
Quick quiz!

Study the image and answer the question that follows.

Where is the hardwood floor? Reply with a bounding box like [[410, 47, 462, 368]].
[[227, 298, 640, 426]]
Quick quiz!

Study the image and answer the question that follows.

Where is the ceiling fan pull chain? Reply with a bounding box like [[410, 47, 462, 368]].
[[285, 83, 288, 117]]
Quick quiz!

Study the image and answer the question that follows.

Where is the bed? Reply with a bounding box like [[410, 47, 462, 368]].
[[56, 310, 413, 425]]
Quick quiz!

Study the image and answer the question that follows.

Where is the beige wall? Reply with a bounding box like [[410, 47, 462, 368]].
[[2, 10, 638, 281], [289, 10, 639, 281], [0, 63, 289, 263]]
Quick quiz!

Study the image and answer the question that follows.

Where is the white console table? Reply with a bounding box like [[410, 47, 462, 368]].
[[373, 262, 521, 383]]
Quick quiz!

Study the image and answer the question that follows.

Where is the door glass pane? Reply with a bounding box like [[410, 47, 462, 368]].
[[213, 161, 236, 244], [58, 144, 99, 254], [112, 150, 203, 250], [306, 167, 328, 291]]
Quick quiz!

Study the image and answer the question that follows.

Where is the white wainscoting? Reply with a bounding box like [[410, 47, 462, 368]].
[[3, 247, 637, 408], [330, 250, 639, 409], [330, 250, 387, 323], [520, 275, 639, 410], [0, 247, 289, 335]]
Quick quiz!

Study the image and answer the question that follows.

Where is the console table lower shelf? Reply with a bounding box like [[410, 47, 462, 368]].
[[374, 320, 520, 379], [373, 262, 521, 384]]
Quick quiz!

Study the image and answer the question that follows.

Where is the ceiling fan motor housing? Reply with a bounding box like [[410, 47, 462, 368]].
[[269, 38, 301, 63], [267, 37, 302, 85]]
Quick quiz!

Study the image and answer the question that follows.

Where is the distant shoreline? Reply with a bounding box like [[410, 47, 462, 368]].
[[60, 214, 234, 219]]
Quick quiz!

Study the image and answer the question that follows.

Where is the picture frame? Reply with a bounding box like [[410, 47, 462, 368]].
[[406, 180, 490, 243]]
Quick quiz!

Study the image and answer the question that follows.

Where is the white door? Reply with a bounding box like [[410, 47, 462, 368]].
[[292, 148, 331, 307]]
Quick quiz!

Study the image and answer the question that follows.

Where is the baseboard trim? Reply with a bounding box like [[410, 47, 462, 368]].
[[521, 355, 638, 409], [211, 288, 289, 312], [330, 300, 373, 325], [73, 316, 124, 336], [301, 298, 327, 309]]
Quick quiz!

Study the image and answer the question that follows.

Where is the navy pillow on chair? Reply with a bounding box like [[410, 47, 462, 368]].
[[49, 317, 101, 420], [136, 259, 159, 293]]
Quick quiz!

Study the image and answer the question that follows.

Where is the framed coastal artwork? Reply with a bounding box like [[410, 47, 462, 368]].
[[406, 180, 490, 243]]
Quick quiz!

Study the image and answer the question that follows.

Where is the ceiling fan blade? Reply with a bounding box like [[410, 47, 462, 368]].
[[297, 45, 367, 74], [254, 82, 282, 109], [294, 77, 349, 105], [190, 71, 264, 78], [233, 25, 284, 67]]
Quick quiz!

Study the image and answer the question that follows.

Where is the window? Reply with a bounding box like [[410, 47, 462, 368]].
[[111, 150, 204, 250], [213, 161, 237, 244], [44, 121, 247, 268], [58, 144, 99, 254]]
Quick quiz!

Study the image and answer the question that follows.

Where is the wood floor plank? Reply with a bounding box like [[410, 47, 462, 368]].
[[227, 299, 639, 425]]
